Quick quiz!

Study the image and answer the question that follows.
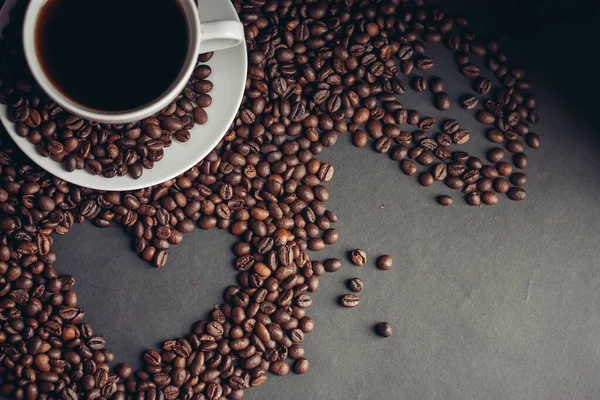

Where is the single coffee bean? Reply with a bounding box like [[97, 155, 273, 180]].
[[461, 95, 479, 109], [437, 133, 452, 147], [513, 153, 528, 169], [292, 358, 309, 374], [487, 148, 505, 163], [525, 132, 541, 149], [437, 195, 453, 206], [340, 294, 360, 308], [446, 176, 465, 190], [414, 76, 428, 92], [461, 64, 480, 78], [507, 187, 527, 201], [481, 191, 499, 205], [443, 119, 460, 134], [390, 145, 408, 161], [419, 172, 434, 186], [510, 172, 528, 186], [465, 192, 481, 206], [494, 177, 510, 193], [351, 249, 367, 266], [477, 111, 496, 125], [376, 255, 393, 270], [353, 130, 368, 148], [348, 278, 364, 292], [433, 163, 448, 180], [417, 150, 434, 166], [376, 322, 393, 337], [435, 93, 451, 111], [324, 258, 343, 273], [416, 57, 434, 70], [497, 162, 513, 176], [430, 76, 445, 94], [401, 160, 418, 176], [475, 78, 492, 94], [481, 165, 499, 178], [477, 178, 493, 192], [407, 110, 420, 125], [506, 140, 524, 153], [453, 130, 470, 145], [487, 129, 504, 143]]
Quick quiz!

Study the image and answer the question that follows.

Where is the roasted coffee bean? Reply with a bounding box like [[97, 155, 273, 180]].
[[430, 77, 445, 94], [494, 177, 511, 193], [513, 153, 528, 169], [511, 173, 528, 186], [487, 129, 504, 143], [414, 76, 428, 92], [487, 148, 505, 163], [443, 119, 460, 134], [453, 130, 470, 145], [416, 57, 434, 70], [340, 294, 360, 308], [324, 258, 343, 273], [293, 358, 309, 374], [461, 94, 479, 109], [401, 160, 418, 176], [376, 255, 393, 271], [376, 322, 393, 337], [477, 111, 496, 125], [435, 93, 451, 111], [419, 172, 434, 187], [475, 78, 492, 94], [507, 187, 527, 201], [481, 191, 499, 205], [351, 249, 367, 266], [497, 162, 513, 176], [437, 195, 453, 206], [348, 278, 364, 292], [461, 64, 480, 78], [525, 132, 541, 149], [465, 192, 481, 206]]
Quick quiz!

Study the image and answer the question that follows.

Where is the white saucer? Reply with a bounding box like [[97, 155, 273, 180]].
[[0, 0, 246, 191]]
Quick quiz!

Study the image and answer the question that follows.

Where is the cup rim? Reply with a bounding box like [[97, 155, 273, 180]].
[[22, 0, 201, 124]]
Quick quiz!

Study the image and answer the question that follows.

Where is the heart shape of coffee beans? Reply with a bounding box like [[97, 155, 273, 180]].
[[0, 0, 541, 399]]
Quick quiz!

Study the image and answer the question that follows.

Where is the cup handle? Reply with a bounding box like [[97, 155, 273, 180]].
[[199, 20, 244, 54]]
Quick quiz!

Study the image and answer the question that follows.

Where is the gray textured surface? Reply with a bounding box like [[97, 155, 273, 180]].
[[26, 2, 600, 400]]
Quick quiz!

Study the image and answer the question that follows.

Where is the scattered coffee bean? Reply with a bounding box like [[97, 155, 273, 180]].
[[488, 148, 505, 163], [461, 95, 479, 109], [477, 111, 496, 124], [430, 76, 445, 94], [525, 132, 541, 148], [437, 195, 454, 206], [377, 255, 393, 271], [340, 294, 360, 308], [376, 322, 393, 337], [481, 191, 499, 205], [293, 358, 309, 374], [508, 187, 527, 201], [510, 173, 528, 186], [419, 172, 435, 186], [513, 153, 528, 169], [465, 192, 481, 206], [351, 249, 367, 266], [435, 93, 451, 111], [348, 278, 364, 292]]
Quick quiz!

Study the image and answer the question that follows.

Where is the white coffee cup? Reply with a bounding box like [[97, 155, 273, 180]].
[[22, 0, 244, 124]]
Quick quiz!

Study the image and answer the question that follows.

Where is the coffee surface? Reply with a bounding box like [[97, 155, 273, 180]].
[[35, 0, 188, 111]]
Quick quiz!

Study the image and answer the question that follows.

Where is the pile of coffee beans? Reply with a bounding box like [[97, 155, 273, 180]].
[[0, 2, 213, 180], [0, 0, 542, 399]]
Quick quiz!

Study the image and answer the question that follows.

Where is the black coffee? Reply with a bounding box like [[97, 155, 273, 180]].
[[35, 0, 189, 112]]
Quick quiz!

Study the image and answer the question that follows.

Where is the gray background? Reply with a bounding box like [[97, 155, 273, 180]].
[[12, 0, 600, 399]]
